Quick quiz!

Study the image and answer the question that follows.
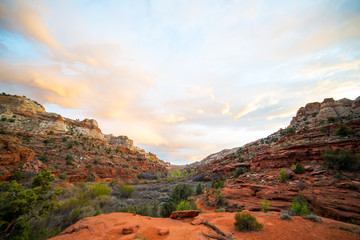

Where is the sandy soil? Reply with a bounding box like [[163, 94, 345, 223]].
[[50, 210, 359, 240]]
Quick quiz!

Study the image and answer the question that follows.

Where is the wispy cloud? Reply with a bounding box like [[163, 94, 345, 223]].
[[0, 0, 359, 164]]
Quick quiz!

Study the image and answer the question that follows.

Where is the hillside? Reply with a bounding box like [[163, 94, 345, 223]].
[[188, 96, 360, 224], [0, 93, 169, 183]]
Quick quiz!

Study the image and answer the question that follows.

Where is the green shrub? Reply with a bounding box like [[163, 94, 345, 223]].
[[11, 171, 22, 181], [216, 192, 226, 207], [336, 124, 355, 137], [48, 130, 54, 135], [279, 169, 287, 183], [176, 200, 190, 211], [170, 184, 193, 203], [160, 201, 176, 217], [0, 171, 61, 238], [53, 165, 58, 169], [261, 199, 270, 213], [116, 183, 136, 198], [305, 214, 321, 222], [234, 213, 263, 232], [151, 199, 159, 217], [67, 142, 74, 149], [293, 162, 305, 174], [327, 116, 337, 123], [60, 173, 67, 180], [280, 210, 292, 220], [234, 167, 249, 178], [9, 118, 15, 122], [1, 117, 7, 121], [196, 183, 203, 195], [40, 155, 48, 163], [346, 184, 359, 192], [89, 182, 111, 198], [290, 192, 314, 216], [211, 179, 224, 189], [287, 127, 295, 135], [323, 148, 359, 171]]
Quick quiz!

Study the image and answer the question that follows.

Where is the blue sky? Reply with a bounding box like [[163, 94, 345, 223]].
[[1, 0, 359, 164]]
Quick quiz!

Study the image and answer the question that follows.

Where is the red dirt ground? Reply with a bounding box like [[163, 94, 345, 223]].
[[50, 210, 359, 240]]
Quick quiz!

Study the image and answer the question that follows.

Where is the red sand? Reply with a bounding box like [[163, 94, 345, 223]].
[[50, 210, 359, 240]]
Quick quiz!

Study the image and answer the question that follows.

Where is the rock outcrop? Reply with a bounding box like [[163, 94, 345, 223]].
[[170, 210, 200, 219], [0, 93, 168, 182], [192, 96, 360, 223]]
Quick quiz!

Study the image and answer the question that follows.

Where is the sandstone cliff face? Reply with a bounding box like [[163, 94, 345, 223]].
[[0, 93, 168, 182], [0, 94, 103, 139]]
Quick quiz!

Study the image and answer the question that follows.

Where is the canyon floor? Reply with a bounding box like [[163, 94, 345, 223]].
[[50, 209, 359, 240]]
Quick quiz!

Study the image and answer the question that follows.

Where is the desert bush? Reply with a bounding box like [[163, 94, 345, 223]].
[[160, 201, 177, 217], [137, 171, 157, 180], [170, 183, 193, 203], [176, 199, 198, 211], [261, 199, 270, 213], [11, 171, 22, 181], [293, 162, 305, 174], [290, 192, 314, 216], [323, 148, 359, 171], [305, 214, 321, 222], [346, 183, 359, 192], [114, 183, 136, 198], [60, 173, 67, 180], [176, 200, 190, 211], [234, 167, 249, 178], [196, 183, 203, 195], [280, 210, 292, 220], [336, 124, 355, 137], [192, 173, 206, 181], [327, 116, 337, 123], [234, 213, 263, 232], [279, 169, 287, 183], [211, 179, 224, 189], [39, 155, 48, 163], [89, 182, 111, 198], [151, 199, 159, 217], [0, 171, 61, 239], [170, 169, 181, 178], [216, 192, 226, 207]]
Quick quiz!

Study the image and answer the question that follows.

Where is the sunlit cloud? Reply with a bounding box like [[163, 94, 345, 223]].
[[0, 0, 359, 164]]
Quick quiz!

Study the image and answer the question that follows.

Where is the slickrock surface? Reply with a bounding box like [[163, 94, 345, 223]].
[[49, 211, 359, 240]]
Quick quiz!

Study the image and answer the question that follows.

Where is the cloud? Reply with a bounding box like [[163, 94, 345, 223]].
[[0, 0, 359, 164]]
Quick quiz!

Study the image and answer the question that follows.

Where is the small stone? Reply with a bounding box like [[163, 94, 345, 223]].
[[191, 219, 203, 225], [158, 229, 169, 236], [304, 166, 314, 172], [122, 226, 136, 235], [170, 210, 200, 219]]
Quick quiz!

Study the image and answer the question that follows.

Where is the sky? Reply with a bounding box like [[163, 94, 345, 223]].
[[0, 0, 360, 164]]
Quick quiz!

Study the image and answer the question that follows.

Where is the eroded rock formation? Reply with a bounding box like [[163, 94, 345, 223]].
[[0, 93, 168, 182]]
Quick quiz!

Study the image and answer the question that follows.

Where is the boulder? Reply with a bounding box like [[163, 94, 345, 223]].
[[170, 210, 200, 219]]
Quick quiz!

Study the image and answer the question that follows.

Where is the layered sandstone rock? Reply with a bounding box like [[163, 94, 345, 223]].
[[0, 93, 168, 182], [193, 96, 360, 223]]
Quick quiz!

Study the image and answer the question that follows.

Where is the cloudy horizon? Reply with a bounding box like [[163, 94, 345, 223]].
[[1, 0, 359, 164]]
